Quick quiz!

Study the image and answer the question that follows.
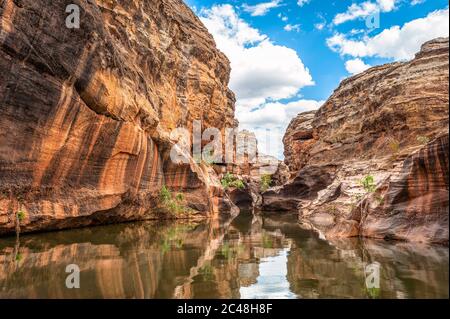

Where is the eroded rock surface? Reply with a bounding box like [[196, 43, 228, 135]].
[[267, 37, 449, 244], [216, 130, 287, 211], [357, 134, 449, 243], [283, 110, 316, 178], [0, 0, 237, 235]]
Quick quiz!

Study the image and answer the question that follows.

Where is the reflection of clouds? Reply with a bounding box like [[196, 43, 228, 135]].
[[1, 214, 447, 299], [240, 248, 297, 299]]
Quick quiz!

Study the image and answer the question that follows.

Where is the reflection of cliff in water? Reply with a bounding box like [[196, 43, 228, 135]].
[[0, 220, 226, 298], [176, 213, 449, 299], [0, 213, 448, 299], [183, 211, 295, 299], [268, 216, 449, 299]]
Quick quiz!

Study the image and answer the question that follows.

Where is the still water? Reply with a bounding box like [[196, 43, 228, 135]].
[[0, 212, 448, 299]]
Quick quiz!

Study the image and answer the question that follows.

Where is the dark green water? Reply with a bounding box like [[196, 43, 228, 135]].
[[0, 212, 448, 299]]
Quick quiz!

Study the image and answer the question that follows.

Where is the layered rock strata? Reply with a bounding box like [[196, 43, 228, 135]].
[[266, 37, 449, 244], [0, 0, 238, 235], [215, 130, 288, 211]]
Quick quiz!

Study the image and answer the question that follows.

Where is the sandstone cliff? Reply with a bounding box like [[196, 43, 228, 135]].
[[266, 37, 449, 244], [215, 130, 288, 211], [0, 0, 238, 235], [283, 110, 316, 178]]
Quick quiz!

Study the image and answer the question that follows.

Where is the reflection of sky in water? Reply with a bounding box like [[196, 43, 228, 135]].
[[240, 249, 297, 299], [0, 217, 448, 299]]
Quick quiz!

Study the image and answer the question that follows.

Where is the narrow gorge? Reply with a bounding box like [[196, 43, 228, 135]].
[[0, 0, 241, 235], [0, 0, 448, 300]]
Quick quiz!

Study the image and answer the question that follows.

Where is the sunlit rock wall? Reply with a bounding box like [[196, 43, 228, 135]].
[[0, 0, 237, 235], [270, 37, 449, 244]]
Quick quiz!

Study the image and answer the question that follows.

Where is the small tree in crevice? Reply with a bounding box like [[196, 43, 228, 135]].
[[260, 174, 273, 192], [358, 175, 377, 231], [361, 175, 376, 194]]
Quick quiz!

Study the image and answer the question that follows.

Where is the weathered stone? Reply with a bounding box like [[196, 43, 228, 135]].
[[218, 130, 286, 211], [359, 134, 449, 243], [0, 0, 237, 235], [262, 165, 337, 212], [283, 110, 316, 177], [272, 37, 449, 244]]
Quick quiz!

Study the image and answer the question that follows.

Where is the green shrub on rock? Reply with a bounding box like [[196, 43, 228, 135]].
[[221, 173, 245, 190], [16, 211, 26, 222], [159, 186, 191, 217], [361, 175, 376, 193], [261, 174, 273, 192]]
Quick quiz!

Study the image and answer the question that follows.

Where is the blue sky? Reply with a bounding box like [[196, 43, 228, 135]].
[[184, 0, 449, 158]]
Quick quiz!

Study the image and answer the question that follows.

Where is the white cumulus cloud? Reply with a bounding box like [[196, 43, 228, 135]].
[[411, 0, 426, 5], [314, 22, 325, 30], [327, 8, 449, 61], [237, 100, 323, 158], [242, 0, 282, 16], [199, 4, 314, 110], [333, 0, 397, 25], [278, 13, 289, 21], [345, 58, 371, 75], [238, 99, 322, 128], [284, 24, 301, 32], [199, 4, 321, 159]]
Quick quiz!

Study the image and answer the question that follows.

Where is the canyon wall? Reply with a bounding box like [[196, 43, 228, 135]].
[[266, 37, 449, 244], [0, 0, 238, 235], [215, 130, 288, 211]]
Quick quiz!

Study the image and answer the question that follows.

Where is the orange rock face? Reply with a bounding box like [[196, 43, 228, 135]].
[[269, 37, 449, 244], [283, 111, 316, 178], [0, 0, 237, 235], [359, 134, 449, 243]]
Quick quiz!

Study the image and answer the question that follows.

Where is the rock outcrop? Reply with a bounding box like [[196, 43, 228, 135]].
[[283, 110, 316, 178], [0, 0, 238, 235], [216, 130, 287, 211], [266, 37, 449, 244], [355, 134, 448, 243]]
